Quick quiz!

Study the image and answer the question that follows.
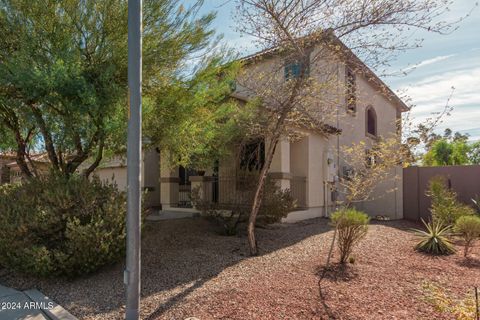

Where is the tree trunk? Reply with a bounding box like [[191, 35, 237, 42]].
[[82, 138, 105, 178], [247, 134, 280, 255], [13, 132, 33, 178], [30, 107, 60, 170]]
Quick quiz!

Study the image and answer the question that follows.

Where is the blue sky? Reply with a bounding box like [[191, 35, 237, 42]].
[[189, 0, 480, 141]]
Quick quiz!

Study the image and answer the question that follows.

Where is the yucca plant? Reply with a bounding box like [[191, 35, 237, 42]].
[[412, 219, 456, 255]]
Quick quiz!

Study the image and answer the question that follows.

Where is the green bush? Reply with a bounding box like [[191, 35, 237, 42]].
[[0, 173, 127, 277], [192, 175, 296, 235], [330, 208, 369, 264], [427, 176, 475, 225], [454, 215, 480, 257], [412, 219, 455, 255], [259, 178, 296, 224]]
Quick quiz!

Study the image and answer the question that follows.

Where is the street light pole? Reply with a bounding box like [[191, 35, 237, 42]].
[[125, 0, 142, 319]]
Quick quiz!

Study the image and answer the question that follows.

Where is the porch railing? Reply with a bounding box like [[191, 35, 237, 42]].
[[192, 175, 307, 210], [290, 176, 307, 209], [178, 184, 193, 208]]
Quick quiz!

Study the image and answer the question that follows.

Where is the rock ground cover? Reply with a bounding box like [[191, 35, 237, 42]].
[[1, 218, 478, 319]]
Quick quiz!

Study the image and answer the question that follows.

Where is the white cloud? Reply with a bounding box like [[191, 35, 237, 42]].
[[402, 54, 456, 72], [400, 65, 480, 141], [401, 66, 480, 111]]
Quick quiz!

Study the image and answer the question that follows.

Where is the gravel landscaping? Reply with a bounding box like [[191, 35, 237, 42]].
[[1, 217, 479, 319]]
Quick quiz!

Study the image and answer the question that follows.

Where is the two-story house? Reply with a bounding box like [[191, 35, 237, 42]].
[[94, 33, 408, 221]]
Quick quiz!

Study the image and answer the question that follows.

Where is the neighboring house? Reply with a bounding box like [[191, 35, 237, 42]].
[[97, 33, 408, 221], [0, 153, 50, 184], [94, 149, 161, 208]]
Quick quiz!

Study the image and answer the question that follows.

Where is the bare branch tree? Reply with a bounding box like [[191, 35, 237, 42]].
[[234, 0, 467, 255]]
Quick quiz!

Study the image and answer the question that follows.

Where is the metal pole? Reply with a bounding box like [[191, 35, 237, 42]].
[[475, 286, 479, 320], [125, 0, 142, 319]]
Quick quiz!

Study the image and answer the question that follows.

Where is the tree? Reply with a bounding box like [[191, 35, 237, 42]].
[[234, 0, 465, 255], [0, 0, 222, 178], [143, 57, 245, 170], [422, 129, 476, 166], [468, 141, 480, 165], [339, 137, 407, 206]]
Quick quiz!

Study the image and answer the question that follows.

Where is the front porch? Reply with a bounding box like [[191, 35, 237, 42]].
[[156, 133, 336, 222]]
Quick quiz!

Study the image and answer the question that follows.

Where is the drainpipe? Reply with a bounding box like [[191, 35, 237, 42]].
[[335, 62, 341, 211], [324, 181, 329, 217]]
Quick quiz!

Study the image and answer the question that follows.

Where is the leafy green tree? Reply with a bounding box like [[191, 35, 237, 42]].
[[423, 138, 473, 166], [0, 0, 231, 178], [143, 57, 245, 170], [468, 141, 480, 165], [0, 125, 15, 150]]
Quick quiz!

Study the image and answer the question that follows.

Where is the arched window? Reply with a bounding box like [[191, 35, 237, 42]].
[[366, 106, 377, 137]]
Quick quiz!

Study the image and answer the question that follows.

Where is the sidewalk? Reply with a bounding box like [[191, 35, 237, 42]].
[[0, 284, 77, 320]]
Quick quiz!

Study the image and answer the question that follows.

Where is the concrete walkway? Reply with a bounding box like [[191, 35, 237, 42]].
[[146, 209, 200, 221], [0, 284, 76, 320]]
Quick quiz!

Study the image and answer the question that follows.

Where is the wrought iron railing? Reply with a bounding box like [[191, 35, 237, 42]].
[[178, 184, 193, 208], [291, 176, 307, 209], [192, 175, 307, 210]]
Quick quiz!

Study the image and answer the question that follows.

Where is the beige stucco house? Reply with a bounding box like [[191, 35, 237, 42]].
[[0, 153, 51, 184], [95, 34, 408, 221]]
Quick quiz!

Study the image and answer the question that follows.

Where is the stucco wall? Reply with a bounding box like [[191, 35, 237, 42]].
[[237, 42, 404, 219], [94, 149, 161, 208], [95, 166, 128, 190], [335, 64, 403, 219]]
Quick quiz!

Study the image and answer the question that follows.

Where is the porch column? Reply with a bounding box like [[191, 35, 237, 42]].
[[160, 153, 179, 209], [306, 134, 326, 208], [268, 138, 291, 190]]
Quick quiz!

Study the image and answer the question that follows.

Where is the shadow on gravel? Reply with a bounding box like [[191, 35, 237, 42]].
[[0, 216, 332, 319], [139, 217, 331, 319], [315, 262, 359, 320], [455, 256, 480, 269], [316, 263, 359, 283]]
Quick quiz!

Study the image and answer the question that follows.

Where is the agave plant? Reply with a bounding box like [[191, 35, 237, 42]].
[[472, 196, 480, 214], [412, 219, 456, 255]]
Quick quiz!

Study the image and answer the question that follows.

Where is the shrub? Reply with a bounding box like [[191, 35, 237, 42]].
[[427, 176, 475, 225], [330, 208, 369, 264], [259, 179, 296, 224], [422, 281, 476, 320], [454, 215, 480, 257], [412, 219, 455, 255], [0, 173, 127, 277], [192, 175, 296, 235]]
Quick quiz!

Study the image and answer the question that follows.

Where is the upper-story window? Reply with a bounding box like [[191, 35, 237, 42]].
[[366, 106, 377, 137], [346, 67, 356, 113], [284, 59, 310, 81]]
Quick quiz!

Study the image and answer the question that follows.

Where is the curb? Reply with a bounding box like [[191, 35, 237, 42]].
[[23, 289, 77, 320]]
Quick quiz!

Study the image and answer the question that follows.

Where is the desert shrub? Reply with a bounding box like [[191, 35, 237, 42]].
[[191, 175, 296, 235], [428, 176, 475, 225], [412, 219, 455, 255], [330, 208, 369, 264], [454, 215, 480, 257], [422, 281, 476, 320], [0, 173, 127, 277], [259, 179, 296, 224]]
